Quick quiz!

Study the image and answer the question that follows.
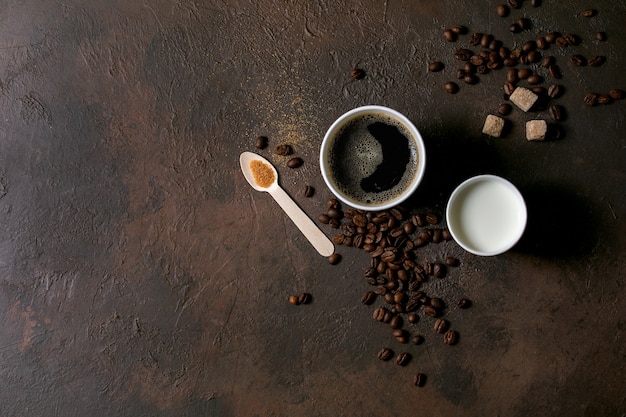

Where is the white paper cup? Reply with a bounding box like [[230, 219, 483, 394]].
[[446, 175, 527, 256], [320, 106, 426, 211]]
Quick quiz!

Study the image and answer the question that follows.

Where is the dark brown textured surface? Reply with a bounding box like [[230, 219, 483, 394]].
[[1, 1, 625, 416]]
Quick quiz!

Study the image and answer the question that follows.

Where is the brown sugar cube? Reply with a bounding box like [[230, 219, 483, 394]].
[[482, 114, 505, 137], [526, 120, 548, 141], [509, 87, 538, 112]]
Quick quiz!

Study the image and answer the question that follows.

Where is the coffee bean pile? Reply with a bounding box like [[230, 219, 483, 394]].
[[430, 3, 624, 139], [318, 198, 471, 387]]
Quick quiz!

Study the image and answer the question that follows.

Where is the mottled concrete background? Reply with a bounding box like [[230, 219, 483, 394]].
[[0, 1, 625, 416]]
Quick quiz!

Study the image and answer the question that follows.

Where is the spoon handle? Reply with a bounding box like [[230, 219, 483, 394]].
[[268, 186, 335, 257]]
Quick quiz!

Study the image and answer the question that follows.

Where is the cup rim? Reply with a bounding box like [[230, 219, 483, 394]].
[[319, 105, 427, 211], [446, 174, 527, 256]]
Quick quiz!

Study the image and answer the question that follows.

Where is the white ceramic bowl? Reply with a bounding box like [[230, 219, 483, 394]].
[[319, 106, 426, 211], [446, 175, 527, 256]]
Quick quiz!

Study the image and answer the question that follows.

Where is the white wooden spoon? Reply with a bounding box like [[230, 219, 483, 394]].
[[239, 151, 335, 257]]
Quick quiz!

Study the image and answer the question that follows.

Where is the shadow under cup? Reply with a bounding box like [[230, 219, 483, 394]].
[[320, 106, 427, 211]]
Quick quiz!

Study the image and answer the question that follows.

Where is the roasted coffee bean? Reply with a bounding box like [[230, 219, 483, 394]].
[[509, 23, 522, 34], [470, 55, 486, 66], [508, 0, 521, 9], [596, 31, 607, 42], [255, 135, 268, 149], [598, 95, 612, 105], [395, 352, 411, 366], [327, 253, 341, 265], [476, 65, 488, 74], [444, 81, 459, 94], [451, 25, 467, 34], [407, 313, 419, 324], [503, 57, 518, 67], [532, 86, 546, 96], [378, 347, 393, 361], [456, 69, 467, 80], [545, 32, 559, 44], [361, 291, 376, 305], [581, 8, 596, 17], [454, 48, 473, 61], [276, 144, 293, 156], [571, 54, 586, 66], [498, 103, 511, 117], [430, 298, 445, 310], [414, 372, 427, 387], [496, 4, 510, 17], [433, 263, 446, 278], [286, 157, 303, 169], [527, 74, 543, 85], [547, 84, 563, 98], [506, 68, 518, 84], [304, 185, 315, 198], [327, 208, 343, 219], [425, 213, 439, 224], [584, 93, 599, 106], [522, 40, 536, 52], [350, 67, 365, 80], [434, 318, 448, 333], [445, 256, 459, 267], [327, 198, 340, 209], [531, 0, 541, 6], [463, 74, 478, 85], [328, 219, 340, 229], [469, 32, 482, 46], [487, 60, 502, 70], [443, 29, 457, 42], [444, 330, 459, 345], [504, 82, 515, 96], [423, 305, 438, 317], [536, 37, 548, 50], [588, 55, 605, 67], [428, 61, 444, 72], [298, 292, 312, 304], [564, 33, 579, 46], [549, 104, 564, 121], [288, 295, 300, 305], [457, 298, 472, 309], [549, 64, 562, 79], [518, 18, 531, 31], [318, 214, 330, 224], [388, 315, 402, 330], [463, 62, 476, 74], [518, 68, 532, 80], [609, 89, 625, 100], [541, 55, 555, 68], [373, 307, 386, 321], [480, 33, 493, 48]]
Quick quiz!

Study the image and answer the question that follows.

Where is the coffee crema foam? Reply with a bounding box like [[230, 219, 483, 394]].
[[327, 112, 420, 206]]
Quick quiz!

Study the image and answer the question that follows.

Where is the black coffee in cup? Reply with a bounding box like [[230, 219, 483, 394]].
[[326, 111, 421, 206]]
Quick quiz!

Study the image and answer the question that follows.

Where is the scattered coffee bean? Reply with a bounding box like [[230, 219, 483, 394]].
[[496, 4, 510, 17], [541, 55, 555, 68], [445, 256, 459, 267], [531, 0, 541, 6], [298, 292, 312, 304], [444, 81, 459, 94], [536, 37, 548, 50], [498, 102, 512, 116], [395, 352, 411, 366], [361, 291, 376, 305], [549, 104, 564, 121], [509, 23, 522, 34], [255, 135, 268, 149], [327, 253, 341, 265], [304, 185, 315, 198], [407, 313, 419, 324], [547, 84, 563, 98], [389, 315, 403, 329], [609, 89, 625, 100], [597, 95, 612, 105], [451, 25, 468, 34], [545, 32, 559, 44], [581, 8, 596, 17], [518, 68, 532, 80], [443, 29, 457, 42], [277, 144, 294, 156], [444, 330, 459, 345], [457, 298, 472, 309], [414, 372, 427, 387], [470, 32, 482, 46], [433, 262, 446, 278], [527, 74, 543, 85], [588, 55, 605, 67], [508, 0, 521, 9], [564, 33, 580, 46], [548, 64, 562, 79], [596, 32, 607, 42], [504, 82, 516, 96], [350, 68, 365, 80], [454, 48, 473, 61], [434, 318, 448, 333], [584, 93, 599, 106], [287, 157, 303, 168], [411, 334, 424, 345], [518, 18, 531, 31], [423, 305, 438, 317], [378, 347, 393, 361], [428, 61, 444, 72], [289, 295, 300, 305], [571, 54, 586, 66], [464, 74, 479, 85]]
